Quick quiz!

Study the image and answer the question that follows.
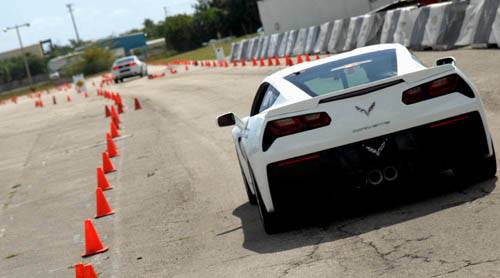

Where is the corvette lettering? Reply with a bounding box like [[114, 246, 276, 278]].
[[352, 121, 391, 133]]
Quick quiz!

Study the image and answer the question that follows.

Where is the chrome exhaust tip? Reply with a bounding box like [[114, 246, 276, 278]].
[[367, 169, 384, 186], [383, 166, 399, 182]]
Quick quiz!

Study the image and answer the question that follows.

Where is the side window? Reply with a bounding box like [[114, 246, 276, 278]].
[[259, 86, 280, 113], [250, 83, 280, 116]]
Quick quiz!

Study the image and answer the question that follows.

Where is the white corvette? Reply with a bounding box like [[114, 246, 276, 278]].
[[217, 44, 496, 234]]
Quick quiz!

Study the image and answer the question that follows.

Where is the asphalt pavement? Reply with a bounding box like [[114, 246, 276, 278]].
[[1, 48, 500, 277]]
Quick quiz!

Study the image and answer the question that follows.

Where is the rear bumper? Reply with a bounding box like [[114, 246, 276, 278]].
[[266, 112, 490, 210]]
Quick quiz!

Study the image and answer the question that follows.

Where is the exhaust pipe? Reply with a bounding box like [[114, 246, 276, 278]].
[[383, 166, 399, 182], [367, 169, 384, 186]]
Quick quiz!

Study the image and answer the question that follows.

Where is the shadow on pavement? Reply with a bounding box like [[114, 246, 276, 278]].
[[233, 173, 497, 254]]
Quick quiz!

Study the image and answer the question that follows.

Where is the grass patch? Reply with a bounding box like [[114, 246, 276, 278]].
[[0, 81, 56, 102], [149, 33, 258, 64]]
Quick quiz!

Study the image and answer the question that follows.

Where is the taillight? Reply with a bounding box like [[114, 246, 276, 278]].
[[129, 62, 137, 67], [402, 74, 473, 105], [263, 112, 331, 151], [112, 66, 119, 70]]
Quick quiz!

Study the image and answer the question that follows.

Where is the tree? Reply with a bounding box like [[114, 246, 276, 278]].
[[163, 14, 200, 51], [192, 8, 226, 42], [65, 46, 113, 76]]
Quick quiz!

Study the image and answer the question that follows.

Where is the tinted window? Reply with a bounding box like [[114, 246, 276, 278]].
[[285, 49, 398, 96], [259, 85, 280, 113]]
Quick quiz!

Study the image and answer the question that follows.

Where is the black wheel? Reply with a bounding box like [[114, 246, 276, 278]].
[[120, 78, 124, 82], [453, 144, 497, 185], [239, 165, 257, 205], [114, 79, 119, 84], [254, 182, 283, 234]]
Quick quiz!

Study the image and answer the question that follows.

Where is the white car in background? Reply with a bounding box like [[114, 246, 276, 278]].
[[111, 55, 147, 83], [217, 43, 496, 234]]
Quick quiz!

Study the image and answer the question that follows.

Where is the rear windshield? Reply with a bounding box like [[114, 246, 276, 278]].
[[285, 49, 398, 97], [115, 57, 135, 65]]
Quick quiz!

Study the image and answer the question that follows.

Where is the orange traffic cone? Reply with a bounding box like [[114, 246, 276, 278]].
[[305, 54, 311, 62], [105, 105, 111, 117], [252, 57, 257, 66], [84, 92, 89, 98], [134, 98, 142, 110], [117, 103, 124, 114], [241, 59, 246, 67], [110, 105, 120, 124], [102, 152, 116, 174], [107, 133, 119, 157], [315, 54, 321, 60], [232, 60, 238, 67], [75, 263, 97, 278], [275, 56, 281, 66], [259, 57, 265, 66], [297, 55, 303, 64], [75, 263, 84, 278], [267, 57, 273, 66], [83, 264, 97, 278], [110, 120, 120, 138], [95, 187, 115, 218], [81, 219, 108, 257], [67, 95, 72, 102], [97, 167, 113, 190]]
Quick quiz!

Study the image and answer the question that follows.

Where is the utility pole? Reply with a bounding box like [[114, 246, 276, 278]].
[[163, 6, 168, 18], [3, 23, 32, 86], [66, 3, 81, 44]]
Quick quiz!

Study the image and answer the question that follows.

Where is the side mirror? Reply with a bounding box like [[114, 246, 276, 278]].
[[435, 57, 456, 66], [217, 113, 236, 127]]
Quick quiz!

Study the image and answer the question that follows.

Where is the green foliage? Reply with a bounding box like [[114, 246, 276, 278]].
[[143, 18, 165, 40], [192, 8, 226, 42], [65, 46, 114, 76], [163, 14, 200, 52], [0, 54, 48, 83]]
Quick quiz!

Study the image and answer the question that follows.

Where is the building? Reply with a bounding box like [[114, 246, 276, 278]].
[[257, 0, 395, 34], [97, 33, 147, 56], [0, 43, 44, 61]]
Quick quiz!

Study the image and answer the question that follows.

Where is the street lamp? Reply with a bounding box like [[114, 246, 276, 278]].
[[3, 23, 32, 86]]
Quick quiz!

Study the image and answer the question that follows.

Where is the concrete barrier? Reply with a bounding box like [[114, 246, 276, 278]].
[[491, 5, 500, 47], [304, 25, 320, 54], [278, 31, 289, 57], [285, 30, 298, 56], [313, 22, 333, 54], [235, 40, 249, 61], [246, 38, 259, 60], [293, 28, 309, 56], [343, 16, 364, 51], [421, 1, 467, 50], [328, 18, 350, 53], [381, 9, 402, 44], [357, 13, 385, 48], [456, 0, 500, 47], [267, 33, 283, 58], [394, 6, 419, 47], [259, 35, 271, 58], [409, 7, 431, 50], [230, 42, 239, 61], [253, 36, 265, 59]]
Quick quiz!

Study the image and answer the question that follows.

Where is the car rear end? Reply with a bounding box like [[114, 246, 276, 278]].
[[111, 57, 142, 81], [256, 48, 493, 212]]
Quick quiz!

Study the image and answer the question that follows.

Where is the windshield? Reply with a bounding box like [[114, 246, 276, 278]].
[[115, 57, 135, 65], [285, 49, 398, 96]]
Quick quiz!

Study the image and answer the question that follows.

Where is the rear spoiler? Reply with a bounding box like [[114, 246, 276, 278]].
[[265, 64, 456, 118]]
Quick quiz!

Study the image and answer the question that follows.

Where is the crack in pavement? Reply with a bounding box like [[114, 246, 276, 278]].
[[430, 259, 500, 277]]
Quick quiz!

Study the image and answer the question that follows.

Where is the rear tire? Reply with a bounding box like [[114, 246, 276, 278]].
[[453, 144, 497, 185], [255, 184, 283, 234], [120, 78, 124, 82], [114, 79, 119, 84]]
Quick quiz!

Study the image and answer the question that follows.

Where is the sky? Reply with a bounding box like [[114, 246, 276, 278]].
[[0, 0, 197, 52]]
